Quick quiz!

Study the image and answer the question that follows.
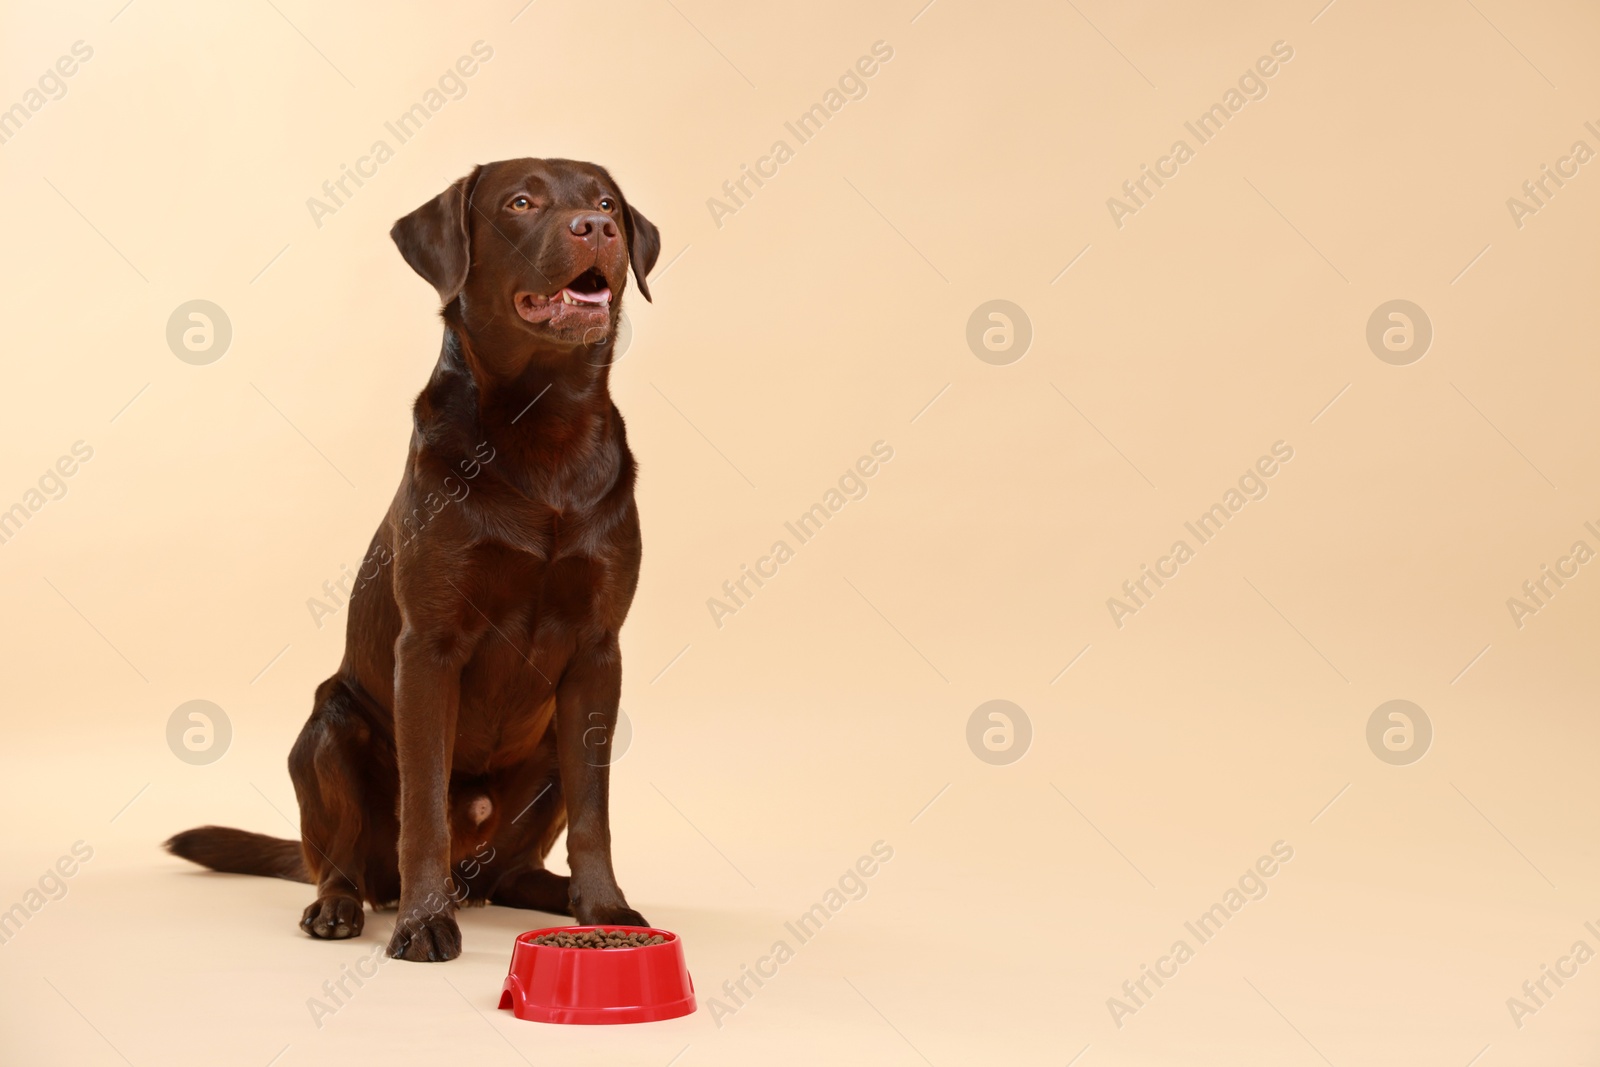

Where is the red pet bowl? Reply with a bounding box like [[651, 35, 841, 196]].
[[498, 926, 696, 1025]]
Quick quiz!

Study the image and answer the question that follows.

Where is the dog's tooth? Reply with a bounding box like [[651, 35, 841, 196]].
[[562, 291, 574, 304]]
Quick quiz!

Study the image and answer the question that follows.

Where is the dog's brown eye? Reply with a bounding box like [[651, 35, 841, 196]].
[[599, 197, 615, 212], [509, 195, 532, 212]]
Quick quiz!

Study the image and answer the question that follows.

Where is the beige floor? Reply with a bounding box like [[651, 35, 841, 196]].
[[7, 677, 1600, 1066], [4, 0, 1600, 1063]]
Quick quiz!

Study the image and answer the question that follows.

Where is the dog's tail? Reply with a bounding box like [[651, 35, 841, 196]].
[[164, 826, 312, 883]]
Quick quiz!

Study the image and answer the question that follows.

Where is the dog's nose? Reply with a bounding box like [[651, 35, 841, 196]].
[[568, 212, 618, 242]]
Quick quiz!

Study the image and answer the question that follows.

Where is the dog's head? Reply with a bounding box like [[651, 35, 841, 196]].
[[390, 158, 660, 351]]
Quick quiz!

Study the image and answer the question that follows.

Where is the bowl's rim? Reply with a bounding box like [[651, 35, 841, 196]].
[[514, 924, 679, 950]]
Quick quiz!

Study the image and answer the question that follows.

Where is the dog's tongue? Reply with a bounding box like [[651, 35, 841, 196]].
[[561, 286, 611, 306]]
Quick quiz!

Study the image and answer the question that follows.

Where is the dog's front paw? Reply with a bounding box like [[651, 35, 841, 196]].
[[301, 894, 364, 940], [387, 907, 461, 962]]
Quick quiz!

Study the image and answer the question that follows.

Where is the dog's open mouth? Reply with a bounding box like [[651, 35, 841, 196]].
[[515, 268, 612, 332], [560, 268, 612, 306]]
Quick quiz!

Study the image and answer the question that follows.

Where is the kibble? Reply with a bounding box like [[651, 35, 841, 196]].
[[531, 928, 665, 949]]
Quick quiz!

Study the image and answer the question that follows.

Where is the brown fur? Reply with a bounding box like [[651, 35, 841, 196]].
[[165, 158, 661, 961]]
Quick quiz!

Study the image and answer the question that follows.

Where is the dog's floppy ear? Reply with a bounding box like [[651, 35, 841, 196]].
[[390, 165, 482, 305], [622, 201, 661, 303]]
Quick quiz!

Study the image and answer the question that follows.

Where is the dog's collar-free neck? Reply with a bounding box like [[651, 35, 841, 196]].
[[434, 318, 614, 430]]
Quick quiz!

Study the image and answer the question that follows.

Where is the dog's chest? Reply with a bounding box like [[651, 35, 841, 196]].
[[476, 492, 561, 560], [468, 503, 613, 636], [453, 551, 596, 768]]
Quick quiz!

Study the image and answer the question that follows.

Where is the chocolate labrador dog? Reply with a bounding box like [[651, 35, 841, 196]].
[[166, 157, 660, 961]]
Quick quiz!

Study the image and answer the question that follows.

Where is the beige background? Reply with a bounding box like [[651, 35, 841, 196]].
[[2, 0, 1599, 1063]]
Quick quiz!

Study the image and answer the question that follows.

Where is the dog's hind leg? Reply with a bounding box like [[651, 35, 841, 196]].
[[490, 868, 572, 914], [486, 768, 572, 915], [289, 676, 395, 940]]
